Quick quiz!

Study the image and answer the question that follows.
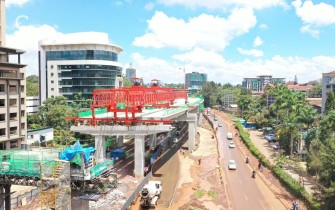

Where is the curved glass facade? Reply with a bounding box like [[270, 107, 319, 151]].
[[46, 50, 118, 61], [57, 64, 122, 100]]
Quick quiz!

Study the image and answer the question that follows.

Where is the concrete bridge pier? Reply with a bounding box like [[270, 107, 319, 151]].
[[149, 133, 157, 149], [95, 135, 106, 164], [117, 135, 124, 148], [188, 113, 198, 152], [134, 135, 145, 177]]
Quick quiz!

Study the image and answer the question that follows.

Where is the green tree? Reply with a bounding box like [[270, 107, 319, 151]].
[[278, 113, 300, 155], [325, 89, 335, 114], [307, 83, 322, 98], [26, 75, 39, 96], [123, 77, 133, 87]]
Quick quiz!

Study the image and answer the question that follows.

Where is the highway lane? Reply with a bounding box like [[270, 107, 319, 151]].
[[210, 114, 286, 210]]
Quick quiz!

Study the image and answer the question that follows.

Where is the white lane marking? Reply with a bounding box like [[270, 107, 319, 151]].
[[245, 194, 248, 201]]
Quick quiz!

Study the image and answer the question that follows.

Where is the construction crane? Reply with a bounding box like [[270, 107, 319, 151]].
[[68, 78, 187, 126]]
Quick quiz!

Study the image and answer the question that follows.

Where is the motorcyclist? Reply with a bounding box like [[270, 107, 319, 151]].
[[252, 170, 256, 178], [245, 157, 249, 164]]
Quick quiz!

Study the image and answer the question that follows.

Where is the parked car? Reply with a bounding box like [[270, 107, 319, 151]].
[[273, 143, 280, 150], [229, 142, 235, 148], [228, 160, 237, 170], [218, 123, 222, 127], [265, 134, 276, 142]]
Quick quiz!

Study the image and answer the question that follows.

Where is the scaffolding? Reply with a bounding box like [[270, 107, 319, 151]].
[[40, 160, 71, 210]]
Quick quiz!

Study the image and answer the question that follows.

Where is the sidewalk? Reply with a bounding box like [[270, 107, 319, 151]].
[[248, 129, 317, 195], [215, 110, 308, 210]]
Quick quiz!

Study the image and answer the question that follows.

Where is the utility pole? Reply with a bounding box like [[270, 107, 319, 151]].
[[179, 68, 186, 89]]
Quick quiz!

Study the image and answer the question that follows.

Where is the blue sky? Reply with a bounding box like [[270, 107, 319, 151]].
[[5, 0, 335, 84]]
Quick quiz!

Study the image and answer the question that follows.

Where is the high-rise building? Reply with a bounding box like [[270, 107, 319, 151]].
[[185, 72, 207, 89], [38, 32, 123, 103], [321, 70, 335, 113], [125, 64, 136, 80], [0, 0, 27, 150], [242, 75, 285, 92]]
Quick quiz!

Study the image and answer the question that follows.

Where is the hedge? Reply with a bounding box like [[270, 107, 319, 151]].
[[235, 122, 319, 210]]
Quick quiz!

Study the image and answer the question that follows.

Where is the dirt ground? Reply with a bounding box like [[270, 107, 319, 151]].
[[167, 116, 228, 210]]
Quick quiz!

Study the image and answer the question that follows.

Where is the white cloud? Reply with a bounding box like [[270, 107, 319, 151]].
[[131, 49, 335, 85], [292, 0, 335, 37], [300, 24, 320, 37], [292, 0, 335, 26], [237, 48, 264, 57], [259, 23, 268, 30], [6, 0, 30, 7], [145, 2, 155, 10], [6, 18, 108, 76], [253, 36, 263, 47], [133, 9, 257, 51], [158, 0, 289, 10]]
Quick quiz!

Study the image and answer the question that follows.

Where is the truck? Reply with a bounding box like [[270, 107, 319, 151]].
[[140, 181, 162, 208]]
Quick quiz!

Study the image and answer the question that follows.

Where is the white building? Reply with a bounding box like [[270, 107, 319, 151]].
[[26, 127, 53, 145], [125, 64, 136, 80], [0, 0, 27, 150], [321, 70, 335, 113], [26, 96, 39, 115], [38, 32, 123, 104]]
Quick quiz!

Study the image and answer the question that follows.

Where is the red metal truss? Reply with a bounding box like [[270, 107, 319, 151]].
[[68, 84, 187, 126]]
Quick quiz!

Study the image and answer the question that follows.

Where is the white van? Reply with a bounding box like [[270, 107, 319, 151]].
[[227, 132, 233, 140]]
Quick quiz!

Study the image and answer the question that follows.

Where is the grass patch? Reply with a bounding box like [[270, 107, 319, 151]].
[[194, 189, 206, 199], [189, 207, 203, 210], [207, 190, 217, 200]]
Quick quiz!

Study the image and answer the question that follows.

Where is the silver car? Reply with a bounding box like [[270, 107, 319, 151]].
[[229, 142, 235, 148], [228, 160, 237, 170]]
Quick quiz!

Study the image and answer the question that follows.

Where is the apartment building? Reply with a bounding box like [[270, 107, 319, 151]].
[[242, 75, 285, 92], [0, 0, 27, 150], [321, 70, 335, 113]]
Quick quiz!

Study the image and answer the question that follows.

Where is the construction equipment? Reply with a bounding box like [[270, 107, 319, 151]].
[[140, 181, 162, 208]]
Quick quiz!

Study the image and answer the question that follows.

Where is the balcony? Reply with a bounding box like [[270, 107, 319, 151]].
[[0, 71, 23, 79]]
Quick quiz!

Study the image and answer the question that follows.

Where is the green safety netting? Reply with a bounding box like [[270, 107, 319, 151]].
[[78, 108, 107, 118], [90, 159, 114, 178], [0, 150, 61, 177]]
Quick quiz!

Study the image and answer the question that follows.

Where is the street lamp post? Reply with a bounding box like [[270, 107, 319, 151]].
[[179, 67, 186, 90]]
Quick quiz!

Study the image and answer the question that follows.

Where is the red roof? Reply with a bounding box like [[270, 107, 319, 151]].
[[287, 84, 313, 91]]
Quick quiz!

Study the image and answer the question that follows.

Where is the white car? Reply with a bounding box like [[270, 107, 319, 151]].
[[228, 160, 237, 170], [229, 142, 235, 148], [218, 123, 222, 127]]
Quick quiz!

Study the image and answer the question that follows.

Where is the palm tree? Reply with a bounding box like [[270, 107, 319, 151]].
[[279, 113, 300, 155]]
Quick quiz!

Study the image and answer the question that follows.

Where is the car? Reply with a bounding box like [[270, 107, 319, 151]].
[[265, 134, 276, 142], [227, 132, 233, 140], [273, 143, 280, 150], [218, 123, 222, 127], [228, 142, 235, 148], [214, 117, 218, 121], [228, 160, 237, 170]]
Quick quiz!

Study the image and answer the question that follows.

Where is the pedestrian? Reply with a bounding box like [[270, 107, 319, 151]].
[[292, 200, 297, 210], [198, 158, 201, 165], [295, 203, 300, 210]]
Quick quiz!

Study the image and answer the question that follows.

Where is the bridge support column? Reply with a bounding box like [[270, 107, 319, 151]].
[[117, 135, 124, 148], [95, 135, 106, 164], [149, 134, 157, 149], [4, 185, 10, 210], [188, 113, 197, 152], [134, 135, 145, 177]]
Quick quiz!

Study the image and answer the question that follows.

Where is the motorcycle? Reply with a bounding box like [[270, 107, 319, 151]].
[[251, 170, 256, 179], [245, 157, 249, 164]]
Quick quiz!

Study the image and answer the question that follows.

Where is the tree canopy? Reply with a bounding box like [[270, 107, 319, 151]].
[[26, 75, 39, 96]]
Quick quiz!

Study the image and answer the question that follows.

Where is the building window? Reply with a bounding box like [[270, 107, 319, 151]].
[[21, 86, 25, 92], [0, 128, 5, 136], [9, 85, 17, 93], [326, 85, 331, 88], [21, 98, 25, 104], [0, 114, 5, 122], [20, 73, 24, 79], [9, 127, 17, 135], [10, 140, 18, 148], [51, 80, 54, 84], [0, 84, 5, 92], [0, 99, 4, 107], [10, 113, 17, 120], [51, 88, 54, 91], [51, 73, 54, 77], [21, 123, 25, 129], [21, 110, 25, 117], [9, 99, 17, 106], [51, 65, 54, 69]]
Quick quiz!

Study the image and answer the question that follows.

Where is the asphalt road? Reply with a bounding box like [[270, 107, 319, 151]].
[[211, 114, 287, 210]]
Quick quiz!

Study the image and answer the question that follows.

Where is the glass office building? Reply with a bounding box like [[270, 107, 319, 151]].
[[38, 32, 123, 103], [185, 72, 207, 89]]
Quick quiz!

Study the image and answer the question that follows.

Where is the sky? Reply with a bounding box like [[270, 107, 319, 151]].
[[5, 0, 335, 85]]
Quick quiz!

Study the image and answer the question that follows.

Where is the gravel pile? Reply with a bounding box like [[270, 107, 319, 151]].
[[89, 189, 126, 209]]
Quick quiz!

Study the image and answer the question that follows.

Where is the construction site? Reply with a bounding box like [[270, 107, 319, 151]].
[[0, 78, 203, 210]]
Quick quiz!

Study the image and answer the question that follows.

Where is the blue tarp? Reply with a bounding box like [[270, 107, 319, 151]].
[[60, 140, 95, 163], [111, 149, 125, 159]]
